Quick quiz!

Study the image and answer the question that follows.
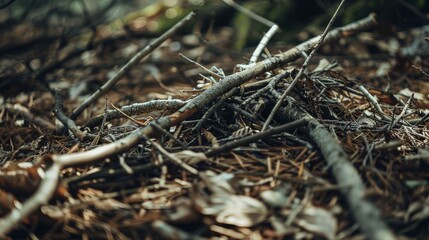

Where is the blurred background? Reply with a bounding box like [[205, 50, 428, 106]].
[[1, 0, 428, 51], [1, 0, 428, 96]]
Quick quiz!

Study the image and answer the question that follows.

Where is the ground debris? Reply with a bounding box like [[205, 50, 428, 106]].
[[1, 2, 429, 239]]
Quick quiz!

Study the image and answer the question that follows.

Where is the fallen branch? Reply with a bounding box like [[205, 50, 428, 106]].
[[178, 13, 376, 117], [262, 0, 346, 131], [0, 162, 61, 235], [84, 99, 187, 128], [276, 97, 395, 240], [69, 11, 197, 120]]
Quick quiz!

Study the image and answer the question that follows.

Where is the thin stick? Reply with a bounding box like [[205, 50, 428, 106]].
[[223, 0, 276, 27], [358, 85, 389, 120], [205, 118, 308, 157], [151, 122, 187, 149], [241, 71, 289, 106], [179, 53, 223, 79], [84, 99, 186, 128], [388, 93, 413, 131], [262, 0, 346, 131], [90, 98, 109, 147], [110, 102, 145, 126], [278, 96, 395, 240], [249, 24, 279, 65], [223, 0, 279, 65], [54, 89, 96, 141], [151, 141, 198, 175], [70, 11, 196, 120]]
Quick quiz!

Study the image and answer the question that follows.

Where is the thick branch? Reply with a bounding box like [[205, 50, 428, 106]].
[[276, 97, 395, 240], [0, 163, 61, 235]]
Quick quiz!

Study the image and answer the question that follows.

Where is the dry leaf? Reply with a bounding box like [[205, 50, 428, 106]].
[[214, 195, 267, 227], [195, 171, 268, 227], [173, 150, 208, 165], [295, 204, 337, 240]]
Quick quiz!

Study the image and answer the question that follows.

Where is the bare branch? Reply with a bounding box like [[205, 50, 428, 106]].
[[262, 0, 347, 131], [70, 11, 197, 120]]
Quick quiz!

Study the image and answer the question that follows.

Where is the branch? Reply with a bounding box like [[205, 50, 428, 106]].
[[84, 99, 186, 129], [205, 118, 308, 157], [179, 13, 376, 117], [0, 162, 61, 235], [69, 11, 197, 120], [262, 0, 346, 131], [277, 97, 395, 240]]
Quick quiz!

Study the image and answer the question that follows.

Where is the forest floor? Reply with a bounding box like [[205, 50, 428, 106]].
[[1, 5, 429, 240]]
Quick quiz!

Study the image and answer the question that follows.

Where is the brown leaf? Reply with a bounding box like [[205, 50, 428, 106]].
[[195, 171, 268, 227], [295, 204, 337, 240], [173, 150, 208, 165]]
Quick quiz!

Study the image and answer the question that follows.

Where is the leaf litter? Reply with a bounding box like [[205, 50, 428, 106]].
[[1, 1, 429, 239]]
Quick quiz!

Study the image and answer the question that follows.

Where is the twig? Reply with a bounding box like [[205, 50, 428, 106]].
[[54, 89, 96, 141], [248, 25, 279, 65], [150, 122, 187, 149], [179, 53, 223, 79], [413, 111, 429, 125], [358, 85, 389, 120], [110, 102, 145, 126], [224, 0, 279, 67], [66, 162, 155, 184], [205, 118, 308, 157], [151, 141, 198, 175], [411, 64, 429, 79], [90, 98, 109, 147], [388, 93, 413, 131], [262, 0, 347, 131], [374, 140, 403, 151], [84, 99, 186, 128], [69, 11, 196, 120], [223, 0, 276, 27], [241, 71, 289, 106], [223, 102, 260, 123], [192, 88, 236, 132], [119, 154, 133, 174]]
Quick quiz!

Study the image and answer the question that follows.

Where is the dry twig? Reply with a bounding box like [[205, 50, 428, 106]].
[[262, 0, 347, 131], [70, 11, 197, 120]]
